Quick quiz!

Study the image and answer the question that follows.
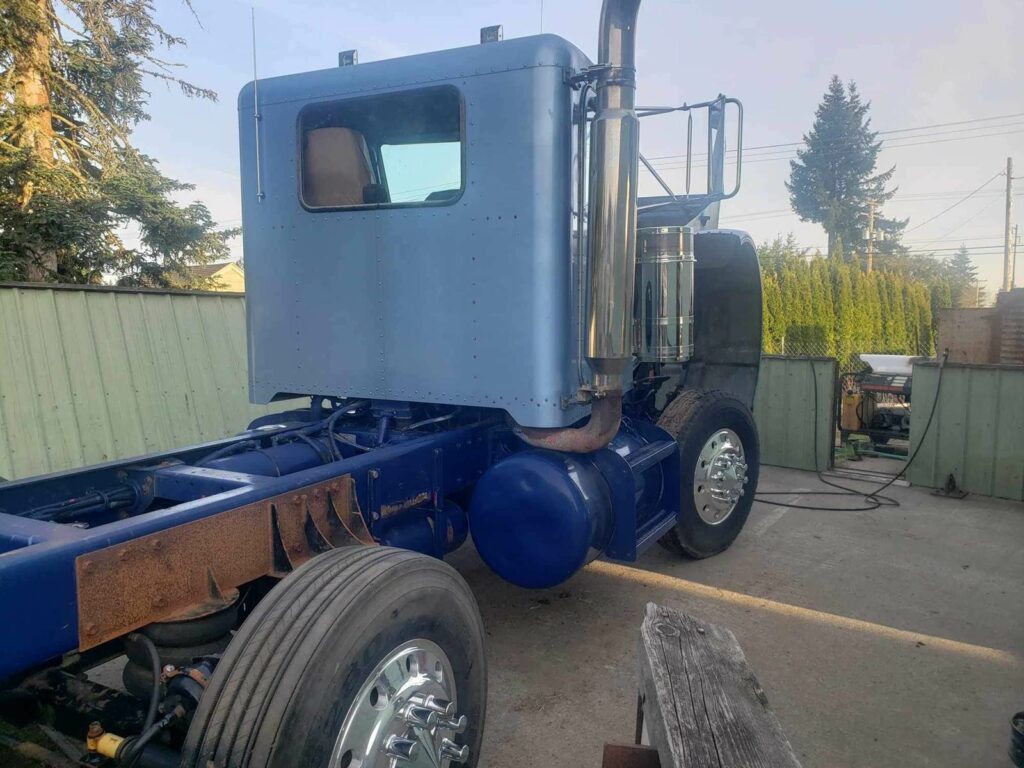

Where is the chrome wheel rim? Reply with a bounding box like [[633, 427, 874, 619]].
[[330, 639, 470, 767], [693, 428, 748, 525]]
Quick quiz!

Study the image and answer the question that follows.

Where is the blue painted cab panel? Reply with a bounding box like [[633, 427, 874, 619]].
[[239, 35, 592, 427]]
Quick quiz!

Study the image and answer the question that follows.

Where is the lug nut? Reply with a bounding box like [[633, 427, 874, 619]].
[[384, 735, 419, 761], [438, 714, 468, 733], [399, 704, 438, 728], [411, 693, 456, 717], [439, 738, 470, 763]]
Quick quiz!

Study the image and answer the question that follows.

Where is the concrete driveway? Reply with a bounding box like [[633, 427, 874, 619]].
[[455, 465, 1024, 767]]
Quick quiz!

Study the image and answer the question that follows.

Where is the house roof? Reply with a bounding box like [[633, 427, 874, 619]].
[[186, 262, 241, 279]]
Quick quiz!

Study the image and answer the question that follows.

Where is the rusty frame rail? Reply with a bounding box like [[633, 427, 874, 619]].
[[75, 477, 374, 650], [0, 423, 492, 683]]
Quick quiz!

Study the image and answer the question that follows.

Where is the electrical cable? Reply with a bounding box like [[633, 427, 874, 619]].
[[403, 408, 461, 432], [643, 112, 1024, 162], [904, 171, 1005, 233], [331, 432, 374, 452], [119, 710, 180, 768], [645, 129, 1024, 171], [114, 632, 167, 767], [752, 352, 947, 512], [129, 633, 162, 733]]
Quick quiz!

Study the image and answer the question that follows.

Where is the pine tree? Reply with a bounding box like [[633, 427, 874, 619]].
[[946, 244, 987, 307], [1, 0, 235, 284], [786, 76, 901, 261]]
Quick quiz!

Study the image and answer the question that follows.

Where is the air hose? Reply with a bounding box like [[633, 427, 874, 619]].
[[754, 351, 948, 512]]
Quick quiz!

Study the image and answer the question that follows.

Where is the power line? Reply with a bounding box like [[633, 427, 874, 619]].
[[790, 245, 1009, 257], [913, 197, 1005, 242], [903, 171, 1005, 233], [645, 128, 1024, 171], [643, 112, 1024, 163], [679, 194, 1022, 224], [901, 234, 1003, 244]]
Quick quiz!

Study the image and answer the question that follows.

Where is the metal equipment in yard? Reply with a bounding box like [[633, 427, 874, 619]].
[[0, 2, 763, 766], [839, 354, 917, 451]]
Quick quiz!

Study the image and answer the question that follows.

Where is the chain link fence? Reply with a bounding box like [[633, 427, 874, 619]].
[[771, 323, 935, 374]]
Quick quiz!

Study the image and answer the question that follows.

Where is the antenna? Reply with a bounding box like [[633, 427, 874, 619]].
[[251, 7, 264, 201]]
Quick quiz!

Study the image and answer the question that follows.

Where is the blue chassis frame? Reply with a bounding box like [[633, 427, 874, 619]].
[[0, 415, 679, 685]]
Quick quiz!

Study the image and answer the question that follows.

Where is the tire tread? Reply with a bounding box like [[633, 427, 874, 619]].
[[182, 547, 482, 768], [657, 389, 759, 559]]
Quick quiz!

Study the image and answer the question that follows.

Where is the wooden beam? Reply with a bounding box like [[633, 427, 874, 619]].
[[639, 603, 802, 767]]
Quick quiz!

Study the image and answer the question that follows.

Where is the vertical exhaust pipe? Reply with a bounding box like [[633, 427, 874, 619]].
[[585, 0, 642, 394], [518, 0, 641, 452]]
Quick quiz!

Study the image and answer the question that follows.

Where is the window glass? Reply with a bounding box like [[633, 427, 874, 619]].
[[381, 142, 461, 203], [299, 86, 463, 210]]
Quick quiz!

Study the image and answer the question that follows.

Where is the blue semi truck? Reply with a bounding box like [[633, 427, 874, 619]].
[[0, 2, 762, 765]]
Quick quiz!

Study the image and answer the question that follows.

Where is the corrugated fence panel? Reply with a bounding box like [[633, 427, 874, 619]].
[[753, 356, 836, 472], [0, 286, 292, 482], [2, 291, 851, 482], [908, 362, 1024, 500]]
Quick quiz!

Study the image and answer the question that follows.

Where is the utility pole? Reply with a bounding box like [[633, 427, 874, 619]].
[[866, 200, 875, 273], [1014, 224, 1020, 290], [1003, 157, 1014, 292]]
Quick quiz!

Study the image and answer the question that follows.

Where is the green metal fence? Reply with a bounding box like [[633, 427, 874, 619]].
[[0, 286, 847, 482], [908, 362, 1024, 501], [0, 284, 289, 482], [752, 356, 837, 472]]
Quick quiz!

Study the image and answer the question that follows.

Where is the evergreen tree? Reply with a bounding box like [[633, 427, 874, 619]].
[[809, 257, 836, 353], [757, 234, 807, 272], [946, 244, 986, 307], [756, 237, 941, 368], [786, 77, 901, 261], [832, 261, 856, 366], [866, 272, 885, 352], [1, 0, 235, 284], [761, 271, 784, 354]]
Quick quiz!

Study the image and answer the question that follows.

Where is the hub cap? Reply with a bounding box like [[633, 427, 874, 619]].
[[330, 639, 470, 768], [693, 429, 748, 525]]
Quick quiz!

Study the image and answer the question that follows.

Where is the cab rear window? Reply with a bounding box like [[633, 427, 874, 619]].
[[298, 86, 464, 210]]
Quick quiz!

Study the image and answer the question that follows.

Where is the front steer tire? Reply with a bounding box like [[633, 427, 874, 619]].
[[180, 546, 487, 768], [657, 389, 760, 559]]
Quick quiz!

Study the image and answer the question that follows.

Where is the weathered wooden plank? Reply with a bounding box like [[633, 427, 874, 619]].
[[639, 603, 801, 768]]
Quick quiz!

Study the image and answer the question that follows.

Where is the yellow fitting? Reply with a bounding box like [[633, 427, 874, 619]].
[[85, 724, 125, 759]]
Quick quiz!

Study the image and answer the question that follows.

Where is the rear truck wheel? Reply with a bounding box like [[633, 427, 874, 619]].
[[656, 389, 760, 559], [180, 546, 486, 768]]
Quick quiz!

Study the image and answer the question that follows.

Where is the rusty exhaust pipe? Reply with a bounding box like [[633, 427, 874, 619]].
[[519, 0, 641, 453]]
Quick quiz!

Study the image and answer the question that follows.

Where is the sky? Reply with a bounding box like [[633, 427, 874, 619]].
[[137, 0, 1024, 295]]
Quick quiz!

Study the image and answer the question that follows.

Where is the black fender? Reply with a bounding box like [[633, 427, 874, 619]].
[[682, 230, 762, 409]]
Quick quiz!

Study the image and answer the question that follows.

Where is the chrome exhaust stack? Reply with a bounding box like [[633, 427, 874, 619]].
[[585, 0, 642, 396], [518, 0, 641, 452]]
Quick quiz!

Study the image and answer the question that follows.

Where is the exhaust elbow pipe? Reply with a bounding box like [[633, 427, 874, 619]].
[[519, 0, 641, 453], [516, 393, 622, 453]]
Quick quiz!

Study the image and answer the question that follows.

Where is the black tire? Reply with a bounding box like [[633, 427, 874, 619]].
[[180, 546, 487, 768], [657, 389, 760, 559]]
